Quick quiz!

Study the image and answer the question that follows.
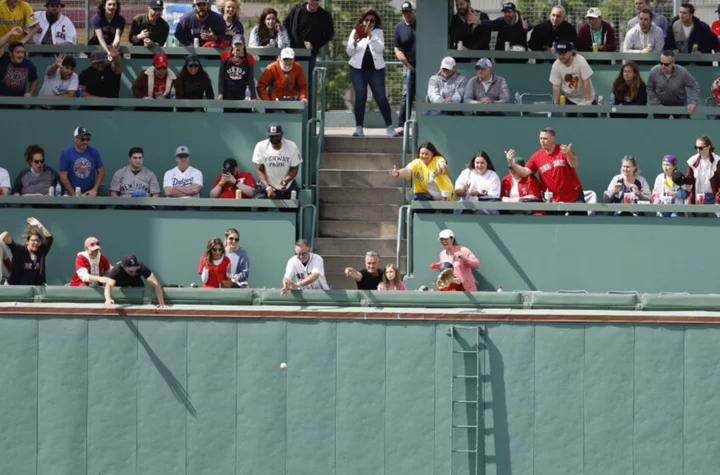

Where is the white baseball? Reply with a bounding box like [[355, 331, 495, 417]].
[[280, 362, 288, 370]]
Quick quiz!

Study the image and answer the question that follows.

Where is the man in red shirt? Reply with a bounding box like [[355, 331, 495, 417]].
[[209, 157, 257, 198], [69, 236, 111, 286], [505, 126, 584, 205]]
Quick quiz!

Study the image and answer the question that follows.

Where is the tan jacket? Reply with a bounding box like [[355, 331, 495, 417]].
[[131, 67, 183, 99]]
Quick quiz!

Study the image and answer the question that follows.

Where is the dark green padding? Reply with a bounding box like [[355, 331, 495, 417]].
[[531, 292, 639, 309], [260, 289, 363, 305], [44, 286, 145, 304], [0, 285, 35, 302], [641, 294, 720, 310], [364, 290, 523, 307], [162, 287, 253, 305]]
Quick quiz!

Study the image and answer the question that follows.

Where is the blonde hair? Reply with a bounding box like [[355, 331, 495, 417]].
[[380, 263, 403, 290], [217, 0, 240, 21]]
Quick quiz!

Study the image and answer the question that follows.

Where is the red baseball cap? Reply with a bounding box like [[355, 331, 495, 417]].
[[153, 53, 168, 68]]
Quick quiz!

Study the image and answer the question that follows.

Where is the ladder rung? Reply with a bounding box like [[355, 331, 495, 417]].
[[452, 424, 478, 429], [452, 449, 478, 453], [453, 350, 478, 354], [453, 375, 478, 379], [452, 400, 477, 404]]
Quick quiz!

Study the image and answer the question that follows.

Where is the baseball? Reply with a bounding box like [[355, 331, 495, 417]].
[[280, 362, 287, 370]]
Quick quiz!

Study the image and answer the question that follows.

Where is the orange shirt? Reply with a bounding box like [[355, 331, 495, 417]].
[[257, 60, 307, 101]]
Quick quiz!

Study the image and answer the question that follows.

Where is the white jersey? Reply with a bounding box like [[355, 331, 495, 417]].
[[252, 138, 303, 189], [38, 67, 78, 97], [0, 166, 10, 190], [32, 11, 77, 44], [283, 253, 329, 290], [163, 165, 203, 198]]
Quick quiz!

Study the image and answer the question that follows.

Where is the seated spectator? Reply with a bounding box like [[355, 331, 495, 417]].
[[210, 157, 256, 199], [110, 147, 160, 197], [224, 228, 249, 286], [280, 239, 329, 296], [448, 0, 490, 50], [0, 33, 38, 97], [89, 0, 125, 56], [612, 61, 647, 105], [173, 0, 230, 47], [104, 254, 166, 308], [0, 164, 8, 195], [427, 56, 466, 116], [163, 145, 203, 198], [129, 0, 169, 47], [603, 156, 652, 215], [257, 47, 307, 102], [712, 78, 720, 107], [178, 54, 213, 99], [377, 263, 406, 291], [217, 0, 243, 36], [37, 53, 77, 98], [69, 236, 111, 286], [686, 135, 720, 205], [78, 48, 122, 98], [651, 155, 683, 214], [665, 3, 716, 53], [454, 151, 501, 212], [59, 126, 105, 196], [463, 58, 509, 107], [713, 6, 720, 49], [577, 8, 616, 52], [198, 237, 232, 288], [0, 217, 52, 285], [388, 141, 455, 201], [500, 157, 543, 203], [550, 41, 596, 105], [32, 0, 77, 45], [438, 229, 479, 291], [0, 0, 39, 44], [628, 0, 669, 35], [218, 35, 256, 101], [252, 123, 302, 199], [346, 8, 396, 137], [344, 250, 384, 290], [484, 2, 531, 52], [647, 50, 699, 114], [12, 144, 60, 195], [248, 7, 289, 48], [528, 5, 576, 51], [623, 9, 664, 53], [132, 53, 182, 100]]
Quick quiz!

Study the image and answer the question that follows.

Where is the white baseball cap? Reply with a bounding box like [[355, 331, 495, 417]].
[[585, 7, 602, 18], [280, 48, 295, 60], [438, 229, 455, 240], [440, 56, 456, 70]]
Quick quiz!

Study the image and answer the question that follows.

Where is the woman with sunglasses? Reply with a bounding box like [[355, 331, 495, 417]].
[[686, 135, 720, 206], [224, 228, 249, 287], [0, 217, 53, 286], [198, 237, 232, 288], [131, 53, 183, 99], [603, 156, 651, 215], [12, 144, 61, 196]]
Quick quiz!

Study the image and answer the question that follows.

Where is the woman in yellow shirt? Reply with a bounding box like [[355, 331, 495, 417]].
[[389, 142, 455, 201]]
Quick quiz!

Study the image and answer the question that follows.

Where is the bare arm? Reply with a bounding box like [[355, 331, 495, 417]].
[[59, 171, 75, 195], [561, 144, 579, 169], [146, 273, 167, 307], [91, 167, 105, 194], [0, 231, 11, 244], [104, 278, 116, 306], [504, 149, 532, 178], [344, 267, 362, 282], [552, 84, 561, 104], [164, 186, 186, 197], [21, 24, 40, 44], [583, 78, 592, 104], [393, 47, 414, 71], [389, 166, 412, 179], [255, 163, 270, 188]]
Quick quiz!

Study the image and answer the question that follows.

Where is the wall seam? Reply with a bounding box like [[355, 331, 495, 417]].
[[136, 319, 139, 475], [532, 325, 536, 475], [86, 319, 89, 475], [334, 322, 338, 475], [383, 324, 387, 475], [632, 325, 635, 474], [36, 318, 39, 475], [682, 325, 686, 475], [432, 324, 436, 475], [582, 324, 586, 475], [185, 321, 188, 475], [285, 320, 288, 475], [235, 320, 238, 475]]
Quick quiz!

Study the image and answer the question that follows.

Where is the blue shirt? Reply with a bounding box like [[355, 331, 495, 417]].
[[59, 145, 104, 192], [174, 10, 230, 46]]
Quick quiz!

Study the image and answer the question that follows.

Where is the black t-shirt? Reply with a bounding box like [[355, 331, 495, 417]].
[[8, 236, 53, 285], [106, 262, 152, 287], [361, 47, 375, 71], [393, 20, 416, 67], [79, 65, 121, 98], [356, 268, 384, 290]]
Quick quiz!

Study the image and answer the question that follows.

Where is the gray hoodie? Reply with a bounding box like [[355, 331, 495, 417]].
[[427, 71, 467, 104], [646, 63, 700, 106]]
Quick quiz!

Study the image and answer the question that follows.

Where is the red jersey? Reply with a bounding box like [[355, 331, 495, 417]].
[[500, 174, 543, 199], [69, 252, 111, 286], [198, 255, 231, 288], [526, 144, 583, 202], [212, 171, 257, 199], [437, 282, 465, 292]]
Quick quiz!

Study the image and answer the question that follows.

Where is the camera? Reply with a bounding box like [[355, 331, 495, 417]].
[[223, 158, 237, 174]]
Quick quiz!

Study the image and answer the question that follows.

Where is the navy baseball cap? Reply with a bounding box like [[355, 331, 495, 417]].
[[74, 126, 91, 137], [122, 254, 141, 271], [401, 1, 415, 11], [268, 123, 283, 135], [501, 2, 516, 12], [556, 41, 573, 53], [148, 0, 163, 8]]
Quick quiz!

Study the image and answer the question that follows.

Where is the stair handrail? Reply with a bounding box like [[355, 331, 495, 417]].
[[298, 203, 317, 250], [401, 118, 417, 206], [396, 205, 413, 278], [314, 66, 327, 129], [313, 118, 324, 238]]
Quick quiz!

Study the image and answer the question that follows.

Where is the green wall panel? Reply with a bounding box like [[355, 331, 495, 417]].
[[434, 324, 452, 475]]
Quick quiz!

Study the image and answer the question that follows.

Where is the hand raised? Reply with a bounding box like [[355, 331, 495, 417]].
[[560, 144, 573, 155]]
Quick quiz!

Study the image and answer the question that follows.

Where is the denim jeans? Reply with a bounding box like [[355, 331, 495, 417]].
[[398, 67, 416, 128], [349, 66, 393, 127]]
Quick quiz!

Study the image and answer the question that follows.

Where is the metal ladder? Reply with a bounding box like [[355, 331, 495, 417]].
[[448, 325, 483, 475]]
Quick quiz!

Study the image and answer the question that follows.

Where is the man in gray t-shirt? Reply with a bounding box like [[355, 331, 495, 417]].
[[110, 147, 161, 197]]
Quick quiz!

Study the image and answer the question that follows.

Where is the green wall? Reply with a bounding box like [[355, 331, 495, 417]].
[[2, 315, 720, 475], [0, 208, 295, 288]]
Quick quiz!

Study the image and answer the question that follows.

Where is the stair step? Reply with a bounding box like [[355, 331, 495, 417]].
[[320, 169, 401, 188], [319, 221, 398, 239], [321, 152, 405, 170], [313, 238, 405, 256], [320, 204, 400, 222], [325, 136, 403, 154], [320, 186, 409, 204]]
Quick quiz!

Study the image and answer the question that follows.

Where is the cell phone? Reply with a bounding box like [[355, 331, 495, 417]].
[[355, 24, 368, 39]]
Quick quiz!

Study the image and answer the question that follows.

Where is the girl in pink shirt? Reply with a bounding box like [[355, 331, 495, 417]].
[[438, 228, 480, 291], [377, 263, 407, 290]]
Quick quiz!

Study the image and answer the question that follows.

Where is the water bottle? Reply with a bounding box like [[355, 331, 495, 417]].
[[55, 183, 62, 197], [497, 286, 503, 292], [169, 85, 176, 100], [48, 186, 54, 197], [514, 91, 520, 104], [609, 93, 615, 106], [75, 186, 81, 197], [290, 190, 297, 200], [245, 86, 252, 101]]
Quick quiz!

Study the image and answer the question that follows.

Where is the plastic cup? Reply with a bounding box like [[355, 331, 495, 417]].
[[544, 191, 553, 202], [697, 193, 705, 204], [441, 190, 451, 200]]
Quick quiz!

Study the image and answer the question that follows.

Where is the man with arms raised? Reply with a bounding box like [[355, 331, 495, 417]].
[[281, 239, 329, 296]]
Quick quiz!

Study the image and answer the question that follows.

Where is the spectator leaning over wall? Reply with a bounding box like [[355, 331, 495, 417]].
[[646, 50, 700, 116], [280, 238, 330, 296], [550, 41, 596, 106], [344, 250, 384, 290], [69, 236, 111, 287], [89, 0, 125, 57], [104, 254, 167, 308]]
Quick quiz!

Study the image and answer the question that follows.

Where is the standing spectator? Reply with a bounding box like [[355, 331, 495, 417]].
[[427, 56, 467, 115], [224, 228, 249, 286], [216, 0, 243, 36], [528, 5, 576, 52], [612, 61, 647, 105], [0, 163, 9, 195], [210, 157, 256, 199], [163, 145, 203, 198], [438, 229, 480, 292], [198, 237, 232, 288], [129, 0, 169, 47], [647, 50, 700, 114], [454, 151, 501, 207], [377, 263, 405, 291], [256, 47, 306, 102], [280, 238, 329, 296], [0, 0, 39, 43], [78, 48, 122, 98], [69, 236, 111, 287], [623, 9, 664, 53], [394, 1, 416, 135], [550, 41, 596, 106], [577, 8, 616, 52], [252, 123, 302, 199], [174, 0, 230, 47], [389, 141, 455, 201], [89, 0, 125, 57], [628, 0, 669, 35], [12, 144, 60, 195], [0, 31, 38, 97], [500, 157, 543, 203], [104, 254, 167, 308], [218, 35, 256, 100], [448, 0, 490, 50], [31, 0, 77, 45], [110, 147, 160, 197], [37, 53, 77, 98], [505, 128, 585, 203], [177, 54, 213, 99], [463, 58, 510, 106], [484, 2, 531, 53], [249, 7, 289, 48], [665, 3, 716, 54], [603, 156, 652, 204], [131, 53, 182, 99], [346, 8, 396, 137], [344, 250, 384, 290], [0, 217, 52, 285], [59, 126, 105, 196], [686, 135, 720, 205]]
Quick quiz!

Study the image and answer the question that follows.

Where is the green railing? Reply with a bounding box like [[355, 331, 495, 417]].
[[448, 50, 720, 63], [0, 195, 299, 209], [24, 44, 313, 59]]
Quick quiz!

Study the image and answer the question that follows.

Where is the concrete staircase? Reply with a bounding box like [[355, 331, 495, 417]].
[[315, 135, 408, 290]]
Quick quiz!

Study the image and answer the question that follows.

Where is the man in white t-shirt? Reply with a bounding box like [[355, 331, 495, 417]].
[[37, 53, 78, 97], [0, 166, 10, 195], [549, 40, 595, 106], [162, 145, 203, 198], [280, 239, 329, 296], [252, 122, 303, 199]]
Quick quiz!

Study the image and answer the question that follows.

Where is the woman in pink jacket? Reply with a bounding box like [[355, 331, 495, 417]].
[[437, 228, 480, 291]]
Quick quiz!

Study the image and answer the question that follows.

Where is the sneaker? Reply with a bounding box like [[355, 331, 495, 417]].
[[386, 126, 399, 137], [396, 127, 404, 136], [353, 126, 364, 137]]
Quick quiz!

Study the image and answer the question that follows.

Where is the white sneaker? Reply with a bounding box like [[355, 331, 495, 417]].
[[386, 126, 399, 137], [353, 126, 364, 137]]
